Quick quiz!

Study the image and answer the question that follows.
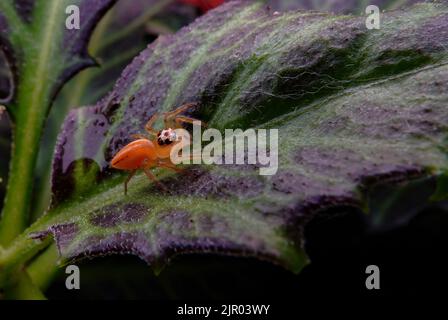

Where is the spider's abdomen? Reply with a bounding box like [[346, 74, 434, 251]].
[[111, 139, 157, 170]]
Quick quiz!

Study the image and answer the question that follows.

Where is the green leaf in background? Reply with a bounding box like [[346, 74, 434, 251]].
[[0, 0, 119, 245], [19, 0, 447, 274]]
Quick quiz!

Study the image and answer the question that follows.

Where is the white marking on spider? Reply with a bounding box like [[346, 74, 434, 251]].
[[157, 128, 177, 145]]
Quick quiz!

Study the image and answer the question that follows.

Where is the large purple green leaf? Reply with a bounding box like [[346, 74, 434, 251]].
[[28, 1, 448, 273], [0, 0, 118, 245]]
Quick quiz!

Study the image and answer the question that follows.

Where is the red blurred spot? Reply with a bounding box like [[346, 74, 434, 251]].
[[179, 0, 224, 12]]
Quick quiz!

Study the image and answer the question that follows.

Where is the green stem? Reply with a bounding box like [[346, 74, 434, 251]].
[[27, 244, 59, 291], [0, 0, 58, 244], [0, 107, 46, 246], [0, 210, 54, 287], [4, 269, 46, 300], [0, 236, 51, 288]]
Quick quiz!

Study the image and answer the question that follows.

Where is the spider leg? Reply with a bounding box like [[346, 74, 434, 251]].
[[164, 102, 198, 127], [158, 160, 184, 173], [144, 112, 160, 136], [174, 116, 207, 128], [165, 102, 198, 117], [130, 133, 150, 140], [143, 167, 168, 192], [124, 170, 137, 195]]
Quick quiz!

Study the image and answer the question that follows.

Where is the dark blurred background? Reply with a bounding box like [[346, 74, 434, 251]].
[[44, 202, 448, 299]]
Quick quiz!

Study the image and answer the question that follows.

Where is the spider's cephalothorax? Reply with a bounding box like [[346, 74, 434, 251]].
[[157, 128, 177, 145]]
